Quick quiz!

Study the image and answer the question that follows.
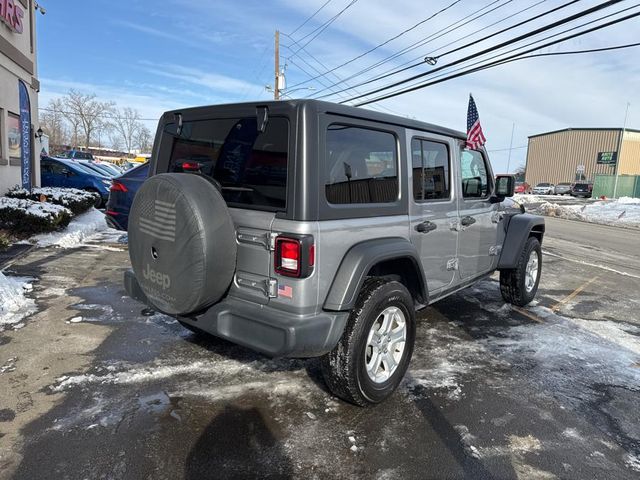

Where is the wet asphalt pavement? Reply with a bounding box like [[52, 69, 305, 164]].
[[1, 220, 639, 480]]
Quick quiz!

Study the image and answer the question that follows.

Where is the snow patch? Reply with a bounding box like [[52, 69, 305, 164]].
[[0, 271, 36, 328], [625, 453, 640, 472], [32, 209, 118, 248]]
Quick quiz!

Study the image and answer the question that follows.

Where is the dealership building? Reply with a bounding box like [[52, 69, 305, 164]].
[[0, 0, 41, 194], [524, 128, 640, 193]]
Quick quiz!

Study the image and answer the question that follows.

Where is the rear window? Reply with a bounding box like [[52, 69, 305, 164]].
[[163, 117, 289, 211]]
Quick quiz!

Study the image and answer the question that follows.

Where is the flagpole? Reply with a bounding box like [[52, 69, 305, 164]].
[[506, 122, 515, 173], [612, 102, 630, 199]]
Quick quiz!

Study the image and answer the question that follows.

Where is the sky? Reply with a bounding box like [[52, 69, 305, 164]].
[[35, 0, 640, 172]]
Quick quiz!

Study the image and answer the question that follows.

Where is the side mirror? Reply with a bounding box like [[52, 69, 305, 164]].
[[490, 175, 515, 203]]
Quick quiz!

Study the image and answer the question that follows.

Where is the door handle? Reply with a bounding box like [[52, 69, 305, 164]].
[[460, 216, 476, 227], [415, 221, 437, 233]]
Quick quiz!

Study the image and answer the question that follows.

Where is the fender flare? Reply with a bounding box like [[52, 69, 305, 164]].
[[323, 237, 428, 311], [498, 213, 545, 269]]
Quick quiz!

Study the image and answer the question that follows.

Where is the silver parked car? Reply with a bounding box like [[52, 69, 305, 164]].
[[554, 182, 572, 195], [124, 100, 545, 406]]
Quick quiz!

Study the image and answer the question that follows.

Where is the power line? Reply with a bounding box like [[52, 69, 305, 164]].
[[343, 0, 624, 104], [279, 32, 405, 115], [309, 0, 516, 98], [288, 0, 360, 57], [357, 3, 640, 104], [288, 0, 335, 36], [286, 0, 465, 90], [488, 145, 528, 152], [329, 0, 583, 101], [353, 9, 640, 106]]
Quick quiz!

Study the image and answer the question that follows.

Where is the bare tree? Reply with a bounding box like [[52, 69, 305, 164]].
[[514, 163, 526, 182], [63, 90, 114, 149], [136, 125, 153, 153], [111, 107, 141, 153], [39, 98, 68, 147]]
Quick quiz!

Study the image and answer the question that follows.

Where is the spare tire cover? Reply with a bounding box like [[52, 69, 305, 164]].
[[128, 173, 237, 315]]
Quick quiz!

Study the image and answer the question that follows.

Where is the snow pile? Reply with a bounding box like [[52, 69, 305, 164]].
[[33, 208, 115, 248], [515, 195, 640, 227], [0, 271, 36, 329]]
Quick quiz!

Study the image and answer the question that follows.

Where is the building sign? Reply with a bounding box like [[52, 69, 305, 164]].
[[0, 0, 24, 33], [7, 112, 20, 159], [597, 151, 617, 165], [18, 79, 32, 189]]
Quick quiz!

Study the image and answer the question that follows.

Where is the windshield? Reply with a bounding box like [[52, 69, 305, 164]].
[[162, 117, 289, 211]]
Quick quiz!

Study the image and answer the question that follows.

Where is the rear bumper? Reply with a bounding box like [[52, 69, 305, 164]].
[[124, 269, 348, 358]]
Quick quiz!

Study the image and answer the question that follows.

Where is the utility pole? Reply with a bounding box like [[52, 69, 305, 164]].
[[506, 122, 515, 174], [613, 102, 630, 198], [274, 30, 280, 100]]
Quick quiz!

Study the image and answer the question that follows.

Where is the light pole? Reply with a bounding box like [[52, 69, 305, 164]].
[[613, 102, 630, 199]]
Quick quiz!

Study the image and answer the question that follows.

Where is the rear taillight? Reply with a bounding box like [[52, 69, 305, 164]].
[[110, 181, 128, 192], [182, 161, 201, 171], [274, 235, 314, 278]]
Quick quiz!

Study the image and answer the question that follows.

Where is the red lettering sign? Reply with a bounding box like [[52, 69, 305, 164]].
[[0, 0, 24, 34]]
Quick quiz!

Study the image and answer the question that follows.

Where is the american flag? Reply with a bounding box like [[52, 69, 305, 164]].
[[466, 94, 486, 150]]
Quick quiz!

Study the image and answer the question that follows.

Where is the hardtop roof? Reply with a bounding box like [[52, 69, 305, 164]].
[[160, 99, 467, 141]]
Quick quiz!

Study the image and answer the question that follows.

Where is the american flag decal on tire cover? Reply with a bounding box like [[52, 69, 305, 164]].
[[138, 199, 176, 242]]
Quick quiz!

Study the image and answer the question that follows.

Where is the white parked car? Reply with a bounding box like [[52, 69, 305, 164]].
[[532, 182, 555, 195]]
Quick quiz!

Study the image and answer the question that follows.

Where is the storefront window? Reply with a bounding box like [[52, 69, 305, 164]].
[[8, 113, 21, 160]]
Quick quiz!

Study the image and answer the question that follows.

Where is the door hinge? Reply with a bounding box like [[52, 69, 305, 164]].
[[489, 245, 502, 256], [268, 232, 278, 251], [267, 278, 278, 298], [449, 218, 461, 232], [446, 258, 459, 271]]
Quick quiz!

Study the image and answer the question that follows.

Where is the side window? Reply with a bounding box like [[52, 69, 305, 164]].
[[325, 125, 398, 204], [50, 162, 68, 175], [460, 149, 490, 198], [411, 138, 450, 201]]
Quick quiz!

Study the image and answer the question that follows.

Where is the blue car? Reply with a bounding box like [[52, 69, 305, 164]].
[[105, 162, 149, 230], [40, 157, 112, 207]]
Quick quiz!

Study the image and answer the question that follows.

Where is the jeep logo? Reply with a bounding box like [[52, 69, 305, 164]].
[[143, 264, 171, 290]]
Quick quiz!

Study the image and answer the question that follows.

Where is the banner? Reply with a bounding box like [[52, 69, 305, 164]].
[[18, 79, 31, 190]]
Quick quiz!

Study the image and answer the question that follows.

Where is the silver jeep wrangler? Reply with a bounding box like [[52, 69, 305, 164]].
[[125, 100, 544, 406]]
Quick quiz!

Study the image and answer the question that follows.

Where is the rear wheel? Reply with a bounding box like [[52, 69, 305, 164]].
[[500, 236, 542, 307], [320, 278, 416, 406]]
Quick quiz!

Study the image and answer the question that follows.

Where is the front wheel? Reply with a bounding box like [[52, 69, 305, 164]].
[[320, 278, 416, 406], [500, 237, 542, 307]]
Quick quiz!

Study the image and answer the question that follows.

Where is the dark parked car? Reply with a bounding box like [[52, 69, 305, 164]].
[[571, 182, 593, 198], [40, 157, 111, 206], [105, 162, 150, 230]]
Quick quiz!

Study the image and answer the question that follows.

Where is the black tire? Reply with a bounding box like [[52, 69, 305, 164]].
[[500, 236, 542, 307], [320, 278, 416, 406]]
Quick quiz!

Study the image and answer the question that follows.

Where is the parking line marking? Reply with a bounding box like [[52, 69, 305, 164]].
[[512, 306, 545, 324], [550, 276, 600, 312], [543, 250, 640, 279]]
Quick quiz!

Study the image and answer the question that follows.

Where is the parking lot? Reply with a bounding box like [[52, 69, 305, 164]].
[[0, 215, 639, 480]]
